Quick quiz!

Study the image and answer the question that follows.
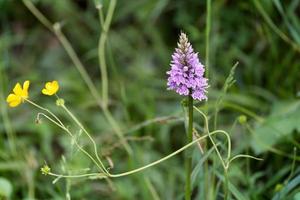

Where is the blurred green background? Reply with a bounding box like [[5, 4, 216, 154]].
[[0, 0, 300, 199]]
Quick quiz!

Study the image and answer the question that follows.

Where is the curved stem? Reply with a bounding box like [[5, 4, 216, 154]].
[[108, 130, 223, 178], [45, 130, 229, 180], [25, 100, 106, 173], [25, 99, 64, 127], [226, 154, 263, 169], [61, 104, 108, 173], [36, 112, 65, 130], [193, 106, 227, 169]]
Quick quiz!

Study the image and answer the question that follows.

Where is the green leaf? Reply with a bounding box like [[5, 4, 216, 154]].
[[0, 177, 12, 198], [251, 100, 300, 154]]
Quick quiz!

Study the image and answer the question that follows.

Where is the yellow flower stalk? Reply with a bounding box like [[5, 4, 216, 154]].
[[42, 80, 59, 96], [6, 80, 30, 107]]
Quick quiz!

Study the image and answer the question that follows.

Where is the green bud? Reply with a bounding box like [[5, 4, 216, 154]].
[[56, 98, 65, 106], [238, 115, 247, 124], [41, 165, 51, 175]]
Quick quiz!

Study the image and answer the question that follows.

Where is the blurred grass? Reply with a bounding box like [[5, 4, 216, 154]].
[[0, 0, 300, 199]]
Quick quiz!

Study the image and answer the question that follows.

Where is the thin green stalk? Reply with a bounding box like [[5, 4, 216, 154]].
[[185, 96, 193, 200], [25, 100, 106, 172], [109, 130, 227, 177], [224, 169, 229, 200], [22, 0, 53, 30], [61, 104, 109, 173], [98, 0, 117, 108], [194, 106, 228, 169], [205, 0, 211, 78], [49, 130, 231, 179], [25, 99, 64, 127], [204, 0, 211, 197], [49, 172, 104, 179]]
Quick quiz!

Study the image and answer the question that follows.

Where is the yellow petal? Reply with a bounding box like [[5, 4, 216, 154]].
[[6, 94, 21, 107], [23, 80, 30, 91], [51, 80, 59, 93], [7, 94, 17, 102], [9, 100, 22, 107], [42, 88, 51, 95], [45, 82, 52, 90], [42, 80, 59, 96], [13, 83, 22, 96]]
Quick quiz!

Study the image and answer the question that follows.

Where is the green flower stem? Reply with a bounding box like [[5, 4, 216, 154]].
[[108, 129, 229, 177], [25, 99, 106, 173], [25, 99, 64, 127], [205, 0, 211, 78], [185, 95, 193, 200], [49, 172, 105, 179], [60, 104, 109, 173], [205, 0, 211, 196], [194, 106, 227, 169], [97, 0, 116, 108], [224, 168, 229, 200], [48, 129, 231, 179]]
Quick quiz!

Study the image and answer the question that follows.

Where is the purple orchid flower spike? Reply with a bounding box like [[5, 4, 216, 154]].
[[167, 32, 208, 101]]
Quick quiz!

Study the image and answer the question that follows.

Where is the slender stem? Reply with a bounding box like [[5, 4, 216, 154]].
[[203, 0, 213, 195], [22, 0, 53, 30], [61, 104, 108, 173], [49, 172, 104, 179], [108, 130, 224, 178], [98, 0, 116, 108], [205, 0, 211, 78], [224, 168, 229, 200], [204, 1, 211, 195], [25, 99, 106, 172], [45, 130, 231, 179], [25, 99, 64, 127], [193, 106, 227, 169], [185, 96, 193, 200], [36, 112, 66, 130]]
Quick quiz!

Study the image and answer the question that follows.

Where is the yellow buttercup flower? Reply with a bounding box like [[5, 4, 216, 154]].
[[42, 80, 59, 96], [6, 80, 30, 107]]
